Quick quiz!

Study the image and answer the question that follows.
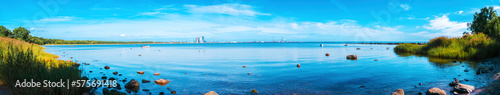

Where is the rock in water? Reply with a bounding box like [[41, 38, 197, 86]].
[[297, 64, 301, 68], [104, 66, 110, 69], [374, 59, 378, 61], [391, 89, 404, 95], [154, 79, 170, 86], [251, 89, 258, 93], [113, 71, 118, 75], [137, 71, 144, 74], [124, 79, 140, 90], [453, 83, 475, 94], [425, 87, 446, 95], [204, 91, 219, 95], [171, 90, 176, 94], [142, 79, 151, 83], [101, 76, 107, 79], [464, 69, 469, 72], [449, 78, 459, 86], [242, 66, 246, 68], [154, 73, 160, 76], [356, 48, 360, 50], [325, 53, 330, 56], [346, 55, 357, 60]]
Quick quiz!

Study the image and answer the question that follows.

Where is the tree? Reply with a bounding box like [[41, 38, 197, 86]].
[[0, 26, 12, 37], [13, 27, 31, 41], [470, 7, 498, 35]]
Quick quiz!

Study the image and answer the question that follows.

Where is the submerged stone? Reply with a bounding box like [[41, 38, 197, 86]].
[[391, 89, 404, 95]]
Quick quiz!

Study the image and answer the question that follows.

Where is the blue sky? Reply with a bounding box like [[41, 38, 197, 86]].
[[0, 0, 499, 42]]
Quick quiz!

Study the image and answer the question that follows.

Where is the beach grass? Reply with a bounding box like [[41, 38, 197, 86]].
[[394, 33, 499, 60], [0, 37, 88, 94]]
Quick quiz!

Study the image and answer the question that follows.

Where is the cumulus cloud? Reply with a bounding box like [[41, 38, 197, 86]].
[[184, 4, 270, 16], [421, 15, 468, 37]]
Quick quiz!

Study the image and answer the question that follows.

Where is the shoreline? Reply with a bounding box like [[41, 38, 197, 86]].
[[41, 42, 427, 46]]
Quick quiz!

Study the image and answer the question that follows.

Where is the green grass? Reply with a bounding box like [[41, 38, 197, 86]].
[[394, 33, 500, 60], [0, 37, 89, 94]]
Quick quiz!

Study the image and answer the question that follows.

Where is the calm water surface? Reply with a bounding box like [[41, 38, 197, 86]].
[[43, 43, 491, 94]]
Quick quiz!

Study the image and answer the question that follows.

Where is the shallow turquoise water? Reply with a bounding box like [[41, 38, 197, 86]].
[[43, 43, 491, 94]]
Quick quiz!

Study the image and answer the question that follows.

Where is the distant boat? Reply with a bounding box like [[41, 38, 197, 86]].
[[141, 45, 150, 48], [320, 44, 323, 47]]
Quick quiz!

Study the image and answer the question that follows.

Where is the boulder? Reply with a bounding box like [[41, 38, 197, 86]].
[[449, 78, 459, 86], [124, 79, 140, 90], [204, 91, 219, 95], [137, 71, 144, 74], [142, 79, 151, 83], [346, 55, 357, 59], [391, 89, 404, 95], [154, 73, 160, 76], [113, 71, 118, 75], [154, 79, 170, 86], [104, 66, 110, 69], [325, 53, 330, 56], [297, 64, 301, 68], [494, 72, 500, 80], [453, 83, 475, 94], [251, 89, 258, 93], [242, 66, 246, 68], [425, 87, 447, 95]]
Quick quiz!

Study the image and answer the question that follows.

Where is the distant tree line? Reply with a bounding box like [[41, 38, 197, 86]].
[[0, 26, 157, 45]]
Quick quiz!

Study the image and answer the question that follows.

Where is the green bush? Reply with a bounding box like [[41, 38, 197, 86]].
[[394, 33, 497, 60]]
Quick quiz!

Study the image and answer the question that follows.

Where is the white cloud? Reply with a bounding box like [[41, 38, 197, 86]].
[[458, 11, 463, 14], [400, 4, 411, 11], [494, 5, 500, 10], [140, 11, 161, 15], [37, 16, 74, 22], [184, 4, 270, 16], [120, 34, 126, 37], [421, 15, 468, 37]]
